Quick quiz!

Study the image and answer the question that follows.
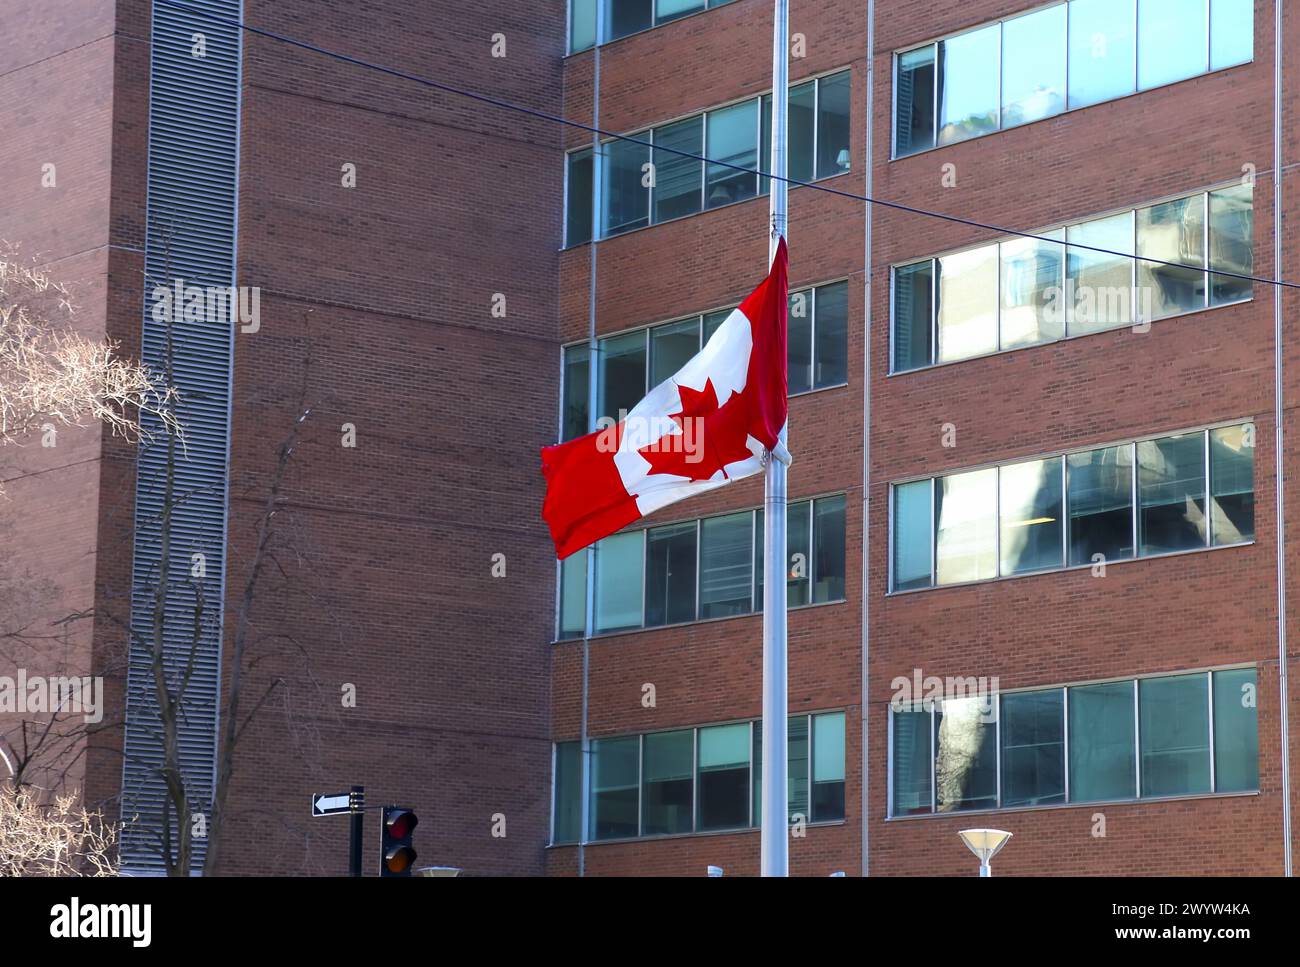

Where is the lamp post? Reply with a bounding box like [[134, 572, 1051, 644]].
[[958, 829, 1012, 877]]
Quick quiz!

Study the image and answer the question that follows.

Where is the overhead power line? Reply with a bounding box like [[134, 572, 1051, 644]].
[[157, 0, 1296, 291]]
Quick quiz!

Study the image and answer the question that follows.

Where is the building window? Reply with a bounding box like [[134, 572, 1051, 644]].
[[645, 521, 698, 627], [590, 736, 640, 839], [560, 278, 848, 442], [553, 741, 583, 843], [569, 0, 737, 52], [1000, 689, 1065, 807], [641, 729, 694, 835], [890, 423, 1254, 592], [559, 496, 846, 637], [552, 711, 845, 844], [566, 149, 594, 247], [935, 695, 998, 811], [565, 70, 850, 244], [594, 530, 643, 632], [697, 723, 751, 830], [893, 0, 1252, 157], [892, 186, 1253, 372], [889, 669, 1259, 817]]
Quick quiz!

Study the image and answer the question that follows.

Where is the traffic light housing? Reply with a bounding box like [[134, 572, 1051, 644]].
[[380, 806, 418, 877]]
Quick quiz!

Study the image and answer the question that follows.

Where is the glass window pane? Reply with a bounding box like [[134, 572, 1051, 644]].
[[815, 72, 852, 178], [938, 24, 1000, 145], [1067, 444, 1135, 566], [1209, 184, 1254, 305], [598, 330, 646, 423], [755, 501, 812, 607], [566, 149, 594, 246], [651, 116, 703, 223], [703, 308, 731, 345], [1140, 674, 1211, 798], [1001, 4, 1066, 128], [1138, 432, 1207, 555], [895, 45, 936, 156], [1213, 668, 1259, 792], [605, 0, 652, 41], [891, 706, 932, 815], [559, 548, 588, 638], [698, 723, 750, 830], [1067, 212, 1133, 334], [642, 730, 694, 835], [553, 741, 583, 843], [1210, 423, 1255, 545], [594, 531, 643, 632], [753, 716, 810, 824], [562, 344, 590, 441], [813, 280, 848, 388], [650, 318, 701, 388], [656, 0, 703, 23], [1139, 0, 1209, 90], [1067, 0, 1137, 109], [1001, 690, 1065, 807], [788, 288, 813, 394], [789, 82, 816, 183], [812, 494, 846, 602], [935, 468, 997, 585], [812, 711, 846, 821], [1000, 231, 1065, 349], [601, 135, 650, 237], [935, 696, 997, 811], [893, 261, 934, 372], [1000, 457, 1064, 575], [644, 521, 697, 627], [892, 480, 932, 591], [1137, 194, 1206, 321], [1211, 0, 1254, 70], [570, 0, 597, 52], [699, 512, 753, 618], [936, 245, 998, 362], [590, 736, 639, 839], [1068, 681, 1136, 802], [706, 100, 758, 209]]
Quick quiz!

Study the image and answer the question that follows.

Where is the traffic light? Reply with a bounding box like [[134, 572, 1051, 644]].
[[380, 806, 418, 877]]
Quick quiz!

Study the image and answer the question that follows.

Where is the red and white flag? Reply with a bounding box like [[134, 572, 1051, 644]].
[[542, 239, 790, 559]]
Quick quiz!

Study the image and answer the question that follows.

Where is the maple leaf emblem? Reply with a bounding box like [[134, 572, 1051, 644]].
[[637, 378, 754, 482]]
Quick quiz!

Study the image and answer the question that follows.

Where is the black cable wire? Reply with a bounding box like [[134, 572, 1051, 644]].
[[157, 0, 1295, 291]]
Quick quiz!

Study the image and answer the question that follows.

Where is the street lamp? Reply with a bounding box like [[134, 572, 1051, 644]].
[[958, 829, 1012, 877], [707, 865, 724, 877]]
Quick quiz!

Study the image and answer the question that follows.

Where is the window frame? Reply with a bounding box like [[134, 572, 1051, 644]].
[[891, 0, 1253, 159], [562, 68, 853, 248], [888, 182, 1254, 375], [886, 665, 1259, 820], [888, 420, 1256, 594]]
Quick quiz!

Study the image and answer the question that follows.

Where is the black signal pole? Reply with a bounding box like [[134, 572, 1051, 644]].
[[349, 785, 364, 878]]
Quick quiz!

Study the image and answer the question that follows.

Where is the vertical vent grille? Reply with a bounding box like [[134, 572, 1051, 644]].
[[119, 0, 243, 875]]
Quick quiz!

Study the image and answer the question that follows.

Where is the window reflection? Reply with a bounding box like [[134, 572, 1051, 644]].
[[937, 24, 1000, 145], [937, 246, 998, 362], [1137, 194, 1206, 321], [935, 468, 997, 585], [935, 696, 998, 811], [999, 457, 1064, 575], [1000, 232, 1065, 349], [1137, 433, 1207, 555], [1067, 212, 1133, 334], [1067, 0, 1136, 109], [1209, 184, 1254, 305], [1001, 4, 1066, 128], [1140, 675, 1211, 797], [1138, 0, 1209, 90], [1067, 444, 1134, 566], [1210, 424, 1255, 545]]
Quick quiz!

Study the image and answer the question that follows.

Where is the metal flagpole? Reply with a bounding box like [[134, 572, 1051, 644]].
[[761, 0, 789, 878]]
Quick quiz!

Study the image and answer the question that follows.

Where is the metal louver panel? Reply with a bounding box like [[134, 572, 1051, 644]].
[[119, 0, 243, 875]]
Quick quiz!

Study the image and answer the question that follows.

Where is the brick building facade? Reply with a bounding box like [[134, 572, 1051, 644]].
[[1, 0, 1295, 876]]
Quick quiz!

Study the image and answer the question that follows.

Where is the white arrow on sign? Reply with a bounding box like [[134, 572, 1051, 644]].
[[312, 792, 352, 817]]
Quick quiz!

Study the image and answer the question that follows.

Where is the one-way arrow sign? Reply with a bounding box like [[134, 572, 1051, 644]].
[[312, 791, 354, 817]]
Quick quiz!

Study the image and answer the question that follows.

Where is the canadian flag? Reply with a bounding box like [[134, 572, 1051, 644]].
[[542, 239, 790, 559]]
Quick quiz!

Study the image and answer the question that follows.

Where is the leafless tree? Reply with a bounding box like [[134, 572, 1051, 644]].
[[0, 781, 118, 876]]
